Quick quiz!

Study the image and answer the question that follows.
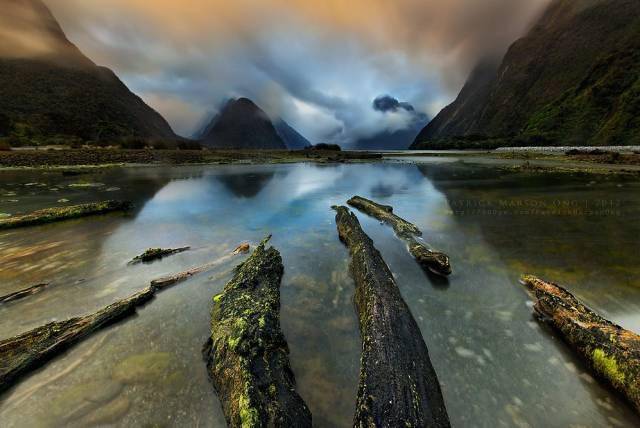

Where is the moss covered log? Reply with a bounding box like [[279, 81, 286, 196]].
[[0, 200, 132, 230], [347, 196, 451, 276], [333, 206, 450, 427], [203, 237, 311, 428], [521, 275, 640, 413], [128, 246, 190, 265], [0, 283, 50, 305]]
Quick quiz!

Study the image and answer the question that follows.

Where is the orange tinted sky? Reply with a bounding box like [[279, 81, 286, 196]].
[[44, 0, 549, 140]]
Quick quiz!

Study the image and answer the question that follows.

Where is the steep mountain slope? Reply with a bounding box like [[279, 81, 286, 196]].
[[199, 98, 287, 149], [274, 119, 311, 150], [413, 0, 640, 148], [0, 0, 176, 143]]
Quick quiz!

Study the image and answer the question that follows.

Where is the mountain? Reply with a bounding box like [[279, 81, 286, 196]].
[[353, 120, 427, 151], [412, 0, 640, 149], [199, 98, 287, 149], [0, 0, 177, 144], [274, 119, 311, 150]]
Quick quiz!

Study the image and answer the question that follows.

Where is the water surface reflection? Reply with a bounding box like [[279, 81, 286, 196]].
[[0, 161, 639, 427]]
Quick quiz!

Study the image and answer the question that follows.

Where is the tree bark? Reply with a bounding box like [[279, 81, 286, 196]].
[[347, 196, 451, 276], [0, 200, 132, 230], [333, 206, 450, 428], [203, 237, 312, 428], [521, 275, 640, 414]]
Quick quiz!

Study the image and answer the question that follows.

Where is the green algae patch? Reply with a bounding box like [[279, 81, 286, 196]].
[[112, 352, 174, 384], [203, 236, 311, 427], [592, 348, 625, 387], [0, 200, 132, 230]]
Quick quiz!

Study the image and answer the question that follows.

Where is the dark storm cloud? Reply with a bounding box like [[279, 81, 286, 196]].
[[373, 96, 416, 113]]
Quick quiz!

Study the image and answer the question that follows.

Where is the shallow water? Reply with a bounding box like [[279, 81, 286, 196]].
[[1, 160, 639, 427]]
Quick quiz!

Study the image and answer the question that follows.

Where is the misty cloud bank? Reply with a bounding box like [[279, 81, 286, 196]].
[[41, 0, 550, 144]]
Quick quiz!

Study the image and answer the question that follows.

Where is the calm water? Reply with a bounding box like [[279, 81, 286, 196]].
[[1, 160, 639, 427]]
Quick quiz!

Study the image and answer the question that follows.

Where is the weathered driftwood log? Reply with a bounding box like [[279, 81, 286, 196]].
[[0, 252, 243, 393], [203, 237, 312, 428], [521, 275, 640, 414], [333, 206, 450, 427], [128, 246, 190, 265], [0, 287, 155, 393], [0, 200, 132, 230], [0, 283, 50, 305], [347, 196, 451, 276]]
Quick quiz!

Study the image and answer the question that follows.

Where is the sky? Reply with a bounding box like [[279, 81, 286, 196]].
[[43, 0, 550, 143]]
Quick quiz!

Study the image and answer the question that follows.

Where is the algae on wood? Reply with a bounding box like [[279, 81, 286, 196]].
[[347, 196, 451, 276], [128, 246, 190, 265], [521, 275, 640, 414], [0, 200, 132, 230], [203, 237, 312, 428], [333, 206, 450, 427], [0, 283, 50, 305]]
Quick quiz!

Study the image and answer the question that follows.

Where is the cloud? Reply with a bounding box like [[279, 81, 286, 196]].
[[15, 0, 551, 142], [373, 95, 416, 113]]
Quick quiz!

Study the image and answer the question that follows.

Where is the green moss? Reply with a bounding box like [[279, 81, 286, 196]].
[[592, 348, 625, 387], [213, 293, 223, 303], [238, 391, 259, 428]]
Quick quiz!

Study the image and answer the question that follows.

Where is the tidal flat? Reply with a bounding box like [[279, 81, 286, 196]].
[[1, 157, 640, 427]]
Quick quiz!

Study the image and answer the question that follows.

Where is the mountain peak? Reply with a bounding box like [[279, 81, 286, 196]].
[[0, 0, 92, 66], [0, 0, 177, 142], [199, 98, 287, 149]]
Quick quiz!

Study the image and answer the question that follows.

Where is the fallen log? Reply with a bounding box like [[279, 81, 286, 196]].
[[0, 287, 155, 394], [128, 246, 190, 265], [0, 201, 132, 230], [520, 275, 640, 414], [333, 206, 450, 427], [347, 196, 451, 276], [0, 251, 245, 393], [0, 283, 50, 305], [203, 237, 312, 427]]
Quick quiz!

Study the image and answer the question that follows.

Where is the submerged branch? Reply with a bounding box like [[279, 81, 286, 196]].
[[347, 196, 451, 276], [0, 201, 132, 230], [521, 275, 640, 414], [0, 287, 155, 394], [0, 250, 245, 394], [0, 283, 50, 305], [203, 236, 312, 427], [128, 247, 190, 265], [333, 206, 450, 427]]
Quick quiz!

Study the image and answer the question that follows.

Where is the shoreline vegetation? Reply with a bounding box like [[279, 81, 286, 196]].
[[0, 148, 382, 169], [1, 148, 639, 177]]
